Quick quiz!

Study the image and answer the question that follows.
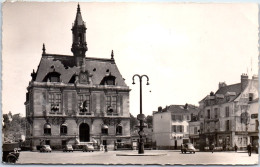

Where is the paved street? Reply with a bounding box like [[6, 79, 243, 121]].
[[16, 150, 258, 165]]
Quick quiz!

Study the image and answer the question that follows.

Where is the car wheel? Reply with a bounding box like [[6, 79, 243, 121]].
[[194, 152, 195, 154], [7, 156, 17, 163]]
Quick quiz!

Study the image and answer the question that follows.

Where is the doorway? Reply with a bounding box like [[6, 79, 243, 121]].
[[79, 123, 90, 142]]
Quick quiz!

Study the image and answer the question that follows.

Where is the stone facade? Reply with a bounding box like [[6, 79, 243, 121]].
[[25, 4, 131, 150], [196, 74, 258, 150], [153, 105, 199, 149]]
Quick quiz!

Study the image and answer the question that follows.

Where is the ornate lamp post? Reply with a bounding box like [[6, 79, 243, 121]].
[[132, 74, 149, 154]]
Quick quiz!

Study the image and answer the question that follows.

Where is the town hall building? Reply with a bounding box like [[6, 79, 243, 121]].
[[25, 4, 131, 150]]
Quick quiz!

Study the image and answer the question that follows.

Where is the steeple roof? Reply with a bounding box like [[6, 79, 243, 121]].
[[74, 4, 85, 26]]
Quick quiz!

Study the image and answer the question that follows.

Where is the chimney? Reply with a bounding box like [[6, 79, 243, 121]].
[[158, 106, 162, 112], [184, 103, 188, 109], [219, 82, 227, 88], [241, 73, 248, 90]]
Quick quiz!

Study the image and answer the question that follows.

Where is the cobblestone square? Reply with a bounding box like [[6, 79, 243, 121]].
[[16, 150, 258, 165]]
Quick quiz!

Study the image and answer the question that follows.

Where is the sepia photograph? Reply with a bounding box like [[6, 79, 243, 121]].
[[2, 1, 259, 165]]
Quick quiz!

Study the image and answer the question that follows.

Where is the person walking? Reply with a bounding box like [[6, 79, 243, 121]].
[[247, 143, 252, 156], [234, 144, 238, 152], [181, 143, 184, 153], [211, 143, 215, 153]]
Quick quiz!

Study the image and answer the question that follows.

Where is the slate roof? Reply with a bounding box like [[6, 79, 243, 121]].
[[34, 54, 127, 87], [199, 78, 258, 106], [166, 105, 199, 114], [74, 4, 85, 26], [215, 83, 241, 95], [154, 104, 199, 115]]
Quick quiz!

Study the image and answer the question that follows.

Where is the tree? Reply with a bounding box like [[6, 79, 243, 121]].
[[2, 111, 26, 142], [130, 113, 138, 130], [145, 115, 153, 128]]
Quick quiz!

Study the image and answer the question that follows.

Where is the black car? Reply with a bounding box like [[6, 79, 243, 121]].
[[2, 143, 20, 163]]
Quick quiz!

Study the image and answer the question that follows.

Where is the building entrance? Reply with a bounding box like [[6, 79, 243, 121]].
[[79, 123, 90, 142]]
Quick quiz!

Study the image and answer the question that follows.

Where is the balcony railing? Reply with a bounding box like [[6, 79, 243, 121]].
[[79, 112, 92, 116], [49, 111, 62, 115], [106, 112, 119, 116]]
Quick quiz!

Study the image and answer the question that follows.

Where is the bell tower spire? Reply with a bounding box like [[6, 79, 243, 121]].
[[71, 3, 88, 67]]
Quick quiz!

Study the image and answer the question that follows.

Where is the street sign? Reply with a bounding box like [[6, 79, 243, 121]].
[[137, 114, 145, 121], [135, 124, 147, 128]]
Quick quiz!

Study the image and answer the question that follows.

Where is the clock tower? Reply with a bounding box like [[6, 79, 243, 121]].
[[71, 4, 88, 67]]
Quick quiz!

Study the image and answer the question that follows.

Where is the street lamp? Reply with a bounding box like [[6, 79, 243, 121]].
[[132, 74, 149, 154]]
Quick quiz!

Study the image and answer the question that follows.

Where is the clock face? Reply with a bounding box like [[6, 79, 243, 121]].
[[81, 74, 86, 79], [80, 73, 88, 83]]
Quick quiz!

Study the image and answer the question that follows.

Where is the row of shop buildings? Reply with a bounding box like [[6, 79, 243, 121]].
[[153, 74, 259, 150]]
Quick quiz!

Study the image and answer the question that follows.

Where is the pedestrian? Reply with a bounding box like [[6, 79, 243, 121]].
[[100, 143, 104, 151], [223, 144, 226, 151], [181, 143, 184, 153], [234, 144, 238, 152], [211, 143, 215, 153], [104, 144, 108, 152], [247, 143, 252, 156]]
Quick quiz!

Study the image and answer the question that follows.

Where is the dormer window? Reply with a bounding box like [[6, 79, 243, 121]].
[[43, 72, 61, 82], [100, 75, 116, 85], [249, 93, 253, 102]]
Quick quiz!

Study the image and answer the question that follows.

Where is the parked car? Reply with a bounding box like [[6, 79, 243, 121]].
[[63, 144, 73, 152], [181, 143, 196, 154], [2, 143, 20, 163], [40, 145, 52, 152], [82, 144, 94, 152]]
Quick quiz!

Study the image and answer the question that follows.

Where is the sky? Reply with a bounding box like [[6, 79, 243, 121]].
[[2, 2, 259, 117]]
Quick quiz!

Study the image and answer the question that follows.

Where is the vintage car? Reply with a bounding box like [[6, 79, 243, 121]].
[[40, 145, 52, 152], [63, 144, 74, 152], [82, 143, 94, 152], [181, 143, 196, 154], [2, 143, 20, 163]]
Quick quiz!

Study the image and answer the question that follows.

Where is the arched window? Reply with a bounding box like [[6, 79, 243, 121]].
[[43, 72, 61, 82], [78, 33, 82, 44], [60, 123, 67, 135], [116, 125, 122, 135], [44, 123, 51, 135], [100, 75, 116, 85], [101, 124, 108, 135]]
